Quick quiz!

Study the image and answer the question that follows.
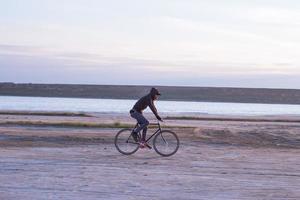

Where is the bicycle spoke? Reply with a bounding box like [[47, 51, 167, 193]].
[[160, 134, 167, 144]]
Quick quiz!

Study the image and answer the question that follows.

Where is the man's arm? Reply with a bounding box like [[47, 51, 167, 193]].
[[149, 99, 161, 120]]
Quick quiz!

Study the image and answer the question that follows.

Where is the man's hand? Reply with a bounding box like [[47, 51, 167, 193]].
[[156, 116, 163, 122]]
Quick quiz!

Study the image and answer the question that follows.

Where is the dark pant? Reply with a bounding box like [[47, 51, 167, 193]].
[[130, 109, 149, 141]]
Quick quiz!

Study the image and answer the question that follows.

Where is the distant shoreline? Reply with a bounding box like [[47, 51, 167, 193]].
[[1, 82, 300, 105]]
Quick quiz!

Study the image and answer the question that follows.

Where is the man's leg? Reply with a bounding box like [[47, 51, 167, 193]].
[[142, 126, 148, 142], [130, 111, 149, 141]]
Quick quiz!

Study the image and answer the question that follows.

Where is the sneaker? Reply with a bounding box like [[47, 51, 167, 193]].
[[132, 131, 138, 142], [139, 141, 146, 148]]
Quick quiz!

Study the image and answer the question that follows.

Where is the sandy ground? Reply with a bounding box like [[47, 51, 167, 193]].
[[0, 112, 300, 200]]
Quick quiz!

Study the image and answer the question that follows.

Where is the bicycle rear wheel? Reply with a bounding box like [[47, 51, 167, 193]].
[[153, 130, 179, 157], [115, 128, 139, 155]]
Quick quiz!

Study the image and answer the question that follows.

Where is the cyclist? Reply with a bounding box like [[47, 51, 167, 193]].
[[130, 87, 163, 144]]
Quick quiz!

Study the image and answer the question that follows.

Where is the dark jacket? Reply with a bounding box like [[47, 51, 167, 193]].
[[132, 88, 160, 118]]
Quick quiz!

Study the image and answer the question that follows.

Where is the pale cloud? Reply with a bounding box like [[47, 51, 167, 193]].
[[245, 7, 300, 25], [1, 44, 298, 77]]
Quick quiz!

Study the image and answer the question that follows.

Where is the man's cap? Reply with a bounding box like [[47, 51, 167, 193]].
[[150, 87, 161, 95]]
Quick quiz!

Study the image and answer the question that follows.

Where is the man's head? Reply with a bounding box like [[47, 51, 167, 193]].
[[150, 87, 161, 100]]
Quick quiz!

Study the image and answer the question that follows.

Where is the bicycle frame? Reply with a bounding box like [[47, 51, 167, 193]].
[[131, 122, 162, 144], [145, 123, 162, 143]]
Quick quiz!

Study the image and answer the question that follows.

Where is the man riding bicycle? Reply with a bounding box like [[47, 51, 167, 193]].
[[130, 87, 162, 145]]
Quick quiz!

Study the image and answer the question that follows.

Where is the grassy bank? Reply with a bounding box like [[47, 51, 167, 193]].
[[0, 111, 92, 117], [0, 121, 194, 129]]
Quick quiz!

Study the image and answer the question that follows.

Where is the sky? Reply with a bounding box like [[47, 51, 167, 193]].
[[0, 0, 300, 88]]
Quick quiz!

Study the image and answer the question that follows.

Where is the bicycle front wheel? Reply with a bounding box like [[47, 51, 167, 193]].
[[153, 130, 179, 157], [115, 128, 139, 155]]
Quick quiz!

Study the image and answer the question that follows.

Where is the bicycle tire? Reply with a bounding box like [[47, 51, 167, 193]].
[[153, 130, 179, 157], [115, 128, 139, 155]]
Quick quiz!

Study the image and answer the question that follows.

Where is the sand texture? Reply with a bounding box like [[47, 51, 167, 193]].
[[0, 112, 300, 200]]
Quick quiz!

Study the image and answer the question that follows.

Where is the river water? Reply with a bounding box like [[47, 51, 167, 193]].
[[0, 96, 300, 115]]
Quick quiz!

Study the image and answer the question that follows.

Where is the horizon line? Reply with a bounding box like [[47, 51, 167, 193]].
[[1, 82, 300, 91]]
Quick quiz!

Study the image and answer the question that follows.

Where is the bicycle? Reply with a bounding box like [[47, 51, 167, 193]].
[[114, 121, 179, 157]]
